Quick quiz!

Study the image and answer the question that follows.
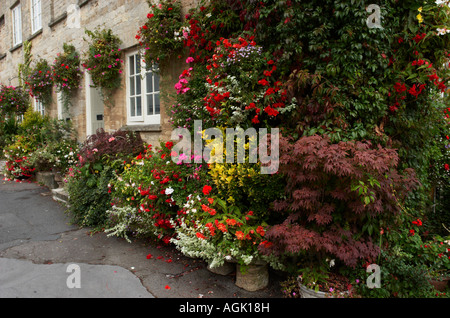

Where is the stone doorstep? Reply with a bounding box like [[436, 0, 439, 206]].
[[51, 187, 70, 207]]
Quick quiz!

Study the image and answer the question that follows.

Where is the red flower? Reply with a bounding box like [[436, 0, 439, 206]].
[[412, 219, 423, 226], [147, 13, 154, 19], [409, 229, 415, 236], [196, 232, 206, 240], [408, 84, 426, 98], [235, 231, 245, 240], [394, 82, 407, 94], [264, 105, 279, 117], [165, 141, 174, 149], [146, 254, 153, 259], [256, 226, 265, 236], [202, 185, 212, 195], [445, 163, 450, 171], [258, 78, 269, 86]]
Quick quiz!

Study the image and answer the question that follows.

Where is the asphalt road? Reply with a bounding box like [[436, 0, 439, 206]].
[[0, 178, 283, 299]]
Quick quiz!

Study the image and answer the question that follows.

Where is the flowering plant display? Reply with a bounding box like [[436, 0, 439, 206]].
[[136, 0, 184, 69], [172, 194, 282, 269], [82, 28, 124, 105], [0, 85, 30, 115], [24, 59, 53, 108], [3, 135, 36, 179], [52, 43, 83, 109], [107, 141, 207, 243]]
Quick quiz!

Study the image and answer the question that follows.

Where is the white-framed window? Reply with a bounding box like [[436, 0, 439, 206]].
[[126, 51, 160, 125], [30, 0, 42, 34], [12, 4, 22, 46], [34, 98, 44, 116]]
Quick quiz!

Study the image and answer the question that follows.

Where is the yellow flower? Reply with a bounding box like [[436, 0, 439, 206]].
[[418, 7, 422, 12], [417, 13, 423, 23]]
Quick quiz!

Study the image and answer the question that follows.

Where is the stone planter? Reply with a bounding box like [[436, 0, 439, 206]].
[[235, 262, 269, 292], [36, 171, 58, 189]]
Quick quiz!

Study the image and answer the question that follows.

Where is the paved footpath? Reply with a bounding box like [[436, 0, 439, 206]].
[[0, 178, 283, 299]]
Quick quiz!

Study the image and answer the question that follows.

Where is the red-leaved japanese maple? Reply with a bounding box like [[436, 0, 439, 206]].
[[260, 135, 419, 269]]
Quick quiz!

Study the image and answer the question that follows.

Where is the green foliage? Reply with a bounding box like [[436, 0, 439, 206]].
[[66, 164, 117, 228]]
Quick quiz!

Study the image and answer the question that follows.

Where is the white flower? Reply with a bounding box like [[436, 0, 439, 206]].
[[165, 187, 174, 195], [329, 259, 335, 267], [437, 27, 450, 35]]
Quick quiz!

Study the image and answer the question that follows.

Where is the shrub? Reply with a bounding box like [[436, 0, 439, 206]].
[[66, 164, 117, 227], [66, 129, 145, 228], [260, 134, 419, 281], [78, 129, 145, 171]]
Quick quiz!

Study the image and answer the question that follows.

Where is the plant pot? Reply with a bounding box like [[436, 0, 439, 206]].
[[297, 277, 349, 298], [428, 277, 450, 292], [235, 262, 269, 292]]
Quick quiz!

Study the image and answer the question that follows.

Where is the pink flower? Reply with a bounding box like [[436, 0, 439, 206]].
[[186, 57, 194, 63]]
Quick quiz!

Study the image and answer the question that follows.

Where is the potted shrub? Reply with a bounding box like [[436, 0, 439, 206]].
[[259, 134, 419, 297], [82, 28, 124, 106], [136, 0, 184, 70], [52, 43, 83, 110], [25, 58, 53, 108]]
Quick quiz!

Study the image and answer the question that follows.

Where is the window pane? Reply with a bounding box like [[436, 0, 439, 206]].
[[146, 72, 153, 93], [154, 74, 160, 91], [135, 75, 141, 95], [155, 93, 160, 115], [136, 96, 142, 116], [129, 55, 134, 75], [129, 76, 135, 95], [130, 98, 135, 117], [147, 94, 153, 115], [136, 56, 141, 74]]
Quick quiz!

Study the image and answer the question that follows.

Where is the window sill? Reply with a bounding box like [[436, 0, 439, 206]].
[[9, 43, 22, 53], [121, 124, 162, 133], [27, 28, 43, 41], [49, 12, 67, 28], [78, 0, 91, 8]]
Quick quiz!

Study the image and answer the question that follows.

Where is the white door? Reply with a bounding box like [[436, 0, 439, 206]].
[[85, 73, 104, 136]]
